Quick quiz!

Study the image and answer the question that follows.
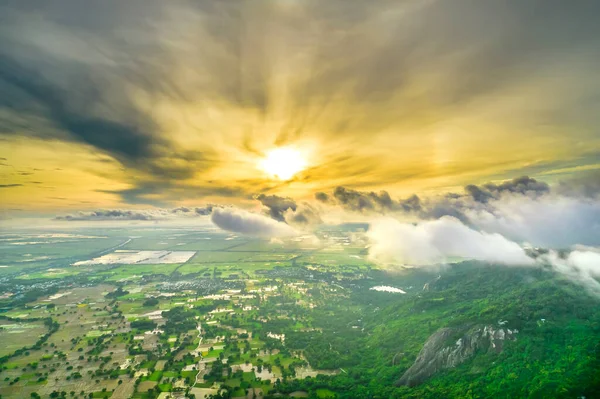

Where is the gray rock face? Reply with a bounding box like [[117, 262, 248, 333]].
[[396, 325, 518, 387]]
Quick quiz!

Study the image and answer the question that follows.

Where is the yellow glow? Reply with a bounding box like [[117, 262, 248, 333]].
[[259, 147, 307, 180]]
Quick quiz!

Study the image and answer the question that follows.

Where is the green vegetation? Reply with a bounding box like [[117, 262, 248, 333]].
[[0, 227, 598, 399], [142, 298, 159, 307]]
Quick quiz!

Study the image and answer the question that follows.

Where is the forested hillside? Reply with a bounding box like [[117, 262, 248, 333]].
[[277, 262, 600, 398]]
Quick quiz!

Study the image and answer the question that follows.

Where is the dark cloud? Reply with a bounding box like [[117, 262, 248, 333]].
[[315, 177, 554, 228], [54, 206, 213, 221], [255, 193, 322, 228], [464, 176, 549, 203], [1, 0, 599, 204], [0, 184, 22, 188], [0, 55, 204, 180], [256, 194, 297, 222], [324, 186, 422, 214], [195, 207, 213, 216], [333, 187, 390, 212], [464, 184, 494, 204], [170, 206, 214, 216], [416, 195, 469, 225], [556, 171, 600, 199], [98, 182, 246, 206], [211, 207, 297, 237], [56, 210, 155, 221], [284, 203, 322, 227], [413, 177, 550, 223], [274, 0, 600, 147], [399, 194, 422, 213], [486, 176, 549, 197], [315, 192, 330, 202], [320, 175, 600, 248]]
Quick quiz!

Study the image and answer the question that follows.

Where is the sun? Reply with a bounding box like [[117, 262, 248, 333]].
[[259, 147, 307, 180]]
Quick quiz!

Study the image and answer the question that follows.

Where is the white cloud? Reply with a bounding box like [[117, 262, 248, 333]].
[[567, 251, 600, 278], [466, 194, 600, 248], [538, 249, 600, 294], [367, 216, 534, 267]]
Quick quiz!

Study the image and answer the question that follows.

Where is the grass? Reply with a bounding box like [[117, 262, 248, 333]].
[[147, 371, 163, 381], [158, 382, 173, 392], [172, 240, 248, 251], [139, 360, 157, 369], [92, 391, 113, 398], [0, 320, 49, 357], [225, 378, 241, 387], [20, 268, 84, 279], [185, 251, 252, 263], [86, 330, 111, 337], [297, 252, 373, 267], [316, 388, 336, 398], [100, 264, 180, 281], [0, 237, 123, 263], [181, 370, 197, 379], [203, 349, 224, 358]]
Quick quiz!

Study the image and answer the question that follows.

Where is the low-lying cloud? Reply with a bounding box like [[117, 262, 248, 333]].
[[367, 215, 600, 294], [55, 206, 213, 221], [316, 175, 600, 248], [210, 207, 298, 237], [467, 194, 600, 248], [539, 249, 600, 294], [367, 216, 534, 267]]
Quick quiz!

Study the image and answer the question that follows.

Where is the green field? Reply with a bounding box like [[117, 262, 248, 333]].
[[1, 226, 599, 399]]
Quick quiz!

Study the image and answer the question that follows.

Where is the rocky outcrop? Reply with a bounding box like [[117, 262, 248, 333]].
[[396, 324, 518, 387]]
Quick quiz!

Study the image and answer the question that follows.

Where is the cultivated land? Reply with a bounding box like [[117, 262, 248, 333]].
[[1, 226, 599, 399]]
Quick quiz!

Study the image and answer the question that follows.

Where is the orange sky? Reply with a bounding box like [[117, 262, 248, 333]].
[[1, 1, 599, 214]]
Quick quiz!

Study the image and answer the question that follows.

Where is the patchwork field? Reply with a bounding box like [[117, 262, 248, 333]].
[[0, 227, 375, 398], [3, 224, 594, 399], [74, 250, 197, 266], [0, 319, 49, 357]]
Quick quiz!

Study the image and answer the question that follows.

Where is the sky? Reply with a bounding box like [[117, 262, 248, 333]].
[[1, 0, 600, 215]]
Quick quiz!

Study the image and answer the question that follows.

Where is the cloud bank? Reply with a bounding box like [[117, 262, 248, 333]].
[[367, 216, 534, 267], [538, 250, 600, 294], [316, 175, 600, 248], [311, 174, 600, 293], [55, 206, 213, 221], [45, 172, 600, 293], [367, 215, 600, 294], [467, 194, 600, 248]]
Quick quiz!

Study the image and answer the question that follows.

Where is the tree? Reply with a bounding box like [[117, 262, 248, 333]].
[[143, 298, 159, 307]]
